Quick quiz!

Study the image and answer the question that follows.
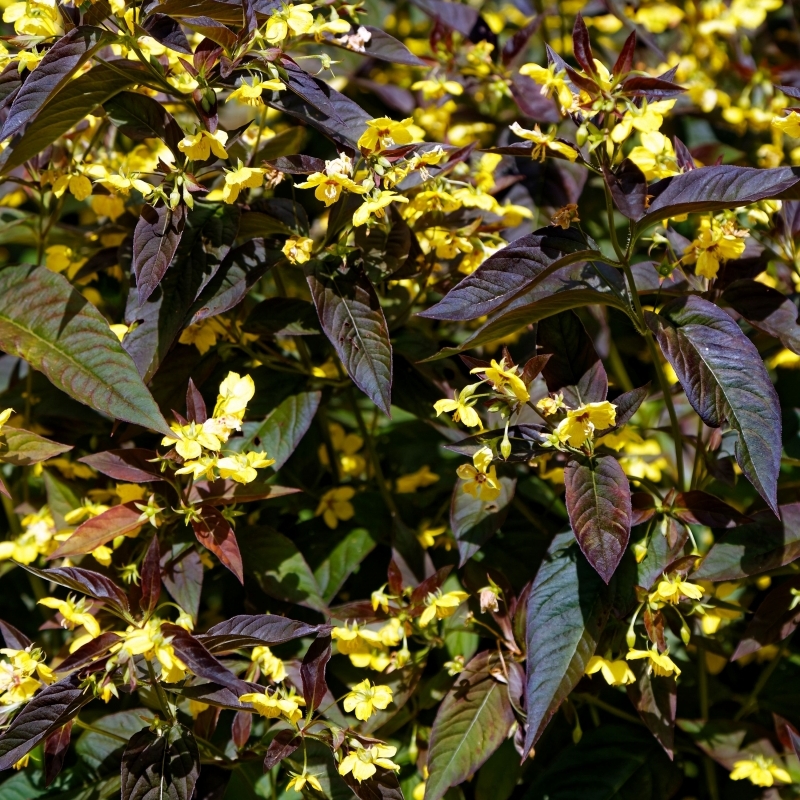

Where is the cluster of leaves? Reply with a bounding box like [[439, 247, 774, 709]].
[[6, 0, 800, 797]]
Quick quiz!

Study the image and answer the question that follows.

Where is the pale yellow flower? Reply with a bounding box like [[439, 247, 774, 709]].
[[178, 129, 229, 161], [338, 742, 400, 782], [343, 679, 394, 721], [730, 756, 791, 787], [456, 446, 501, 501], [419, 590, 469, 627], [555, 401, 617, 448], [585, 655, 636, 686], [315, 487, 356, 529], [626, 647, 681, 678]]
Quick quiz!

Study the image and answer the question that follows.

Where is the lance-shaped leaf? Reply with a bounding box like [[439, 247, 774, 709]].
[[693, 504, 800, 581], [565, 456, 631, 583], [140, 534, 161, 615], [79, 449, 165, 483], [202, 615, 329, 652], [627, 664, 676, 758], [419, 227, 600, 321], [451, 477, 516, 566], [187, 479, 298, 506], [22, 565, 130, 612], [161, 624, 250, 694], [104, 91, 184, 156], [264, 730, 300, 771], [722, 278, 800, 354], [1, 27, 110, 141], [191, 505, 243, 583], [301, 633, 331, 711], [0, 265, 171, 435], [0, 427, 71, 465], [50, 502, 143, 559], [637, 519, 689, 591], [605, 159, 648, 221], [54, 632, 120, 674], [121, 726, 199, 800], [243, 297, 320, 337], [538, 310, 608, 405], [133, 204, 186, 305], [44, 721, 73, 787], [230, 390, 321, 470], [637, 165, 800, 230], [161, 545, 203, 619], [307, 263, 393, 415], [0, 619, 31, 649], [342, 770, 404, 800], [425, 650, 514, 800], [646, 295, 781, 512], [0, 60, 150, 176], [0, 674, 90, 771], [731, 577, 800, 661], [334, 26, 425, 65], [524, 531, 609, 753], [154, 0, 243, 24], [671, 491, 748, 529]]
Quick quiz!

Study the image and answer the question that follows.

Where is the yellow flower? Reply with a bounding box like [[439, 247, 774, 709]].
[[632, 2, 684, 32], [419, 590, 469, 627], [228, 77, 284, 106], [331, 622, 383, 655], [178, 129, 229, 161], [418, 525, 447, 548], [216, 451, 275, 484], [411, 77, 463, 100], [161, 420, 223, 460], [685, 218, 749, 280], [627, 131, 680, 181], [343, 679, 394, 720], [252, 646, 286, 682], [175, 454, 219, 480], [286, 773, 323, 792], [297, 154, 367, 206], [585, 655, 636, 686], [39, 596, 100, 638], [214, 372, 255, 420], [338, 742, 400, 782], [473, 358, 529, 403], [509, 122, 578, 162], [555, 401, 617, 448], [433, 382, 482, 428], [626, 647, 681, 678], [222, 165, 264, 204], [0, 407, 12, 430], [611, 100, 676, 143], [240, 689, 303, 723], [518, 62, 573, 110], [45, 245, 85, 277], [650, 575, 704, 605], [730, 0, 781, 28], [357, 117, 417, 153], [319, 422, 366, 476], [536, 394, 565, 415], [51, 174, 93, 202], [773, 111, 800, 138], [396, 465, 440, 493], [179, 317, 226, 355], [352, 191, 409, 226], [316, 486, 356, 528], [264, 3, 314, 43], [282, 235, 314, 264], [456, 446, 501, 501], [3, 0, 62, 37], [730, 756, 791, 787], [307, 9, 350, 40], [699, 582, 743, 634]]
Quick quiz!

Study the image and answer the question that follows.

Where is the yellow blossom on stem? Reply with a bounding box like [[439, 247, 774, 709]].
[[178, 129, 229, 161], [3, 0, 62, 37], [433, 382, 483, 428], [472, 358, 529, 403], [518, 62, 574, 110], [161, 421, 222, 460], [216, 451, 275, 484], [555, 401, 617, 448], [338, 742, 400, 782], [52, 174, 93, 202], [264, 3, 314, 43], [222, 165, 264, 204], [286, 773, 323, 792], [650, 575, 704, 605], [353, 191, 409, 226], [357, 116, 417, 153], [240, 689, 303, 722], [509, 122, 578, 162], [38, 596, 100, 638], [214, 372, 255, 420], [396, 465, 440, 493], [773, 111, 800, 138], [419, 589, 469, 627], [730, 756, 791, 787], [585, 655, 636, 686], [315, 486, 356, 528], [296, 154, 367, 206], [456, 446, 501, 501], [626, 646, 681, 677], [282, 235, 314, 264], [228, 77, 284, 106], [684, 217, 749, 279], [117, 618, 188, 682], [627, 131, 680, 181], [343, 679, 394, 720], [252, 646, 286, 682]]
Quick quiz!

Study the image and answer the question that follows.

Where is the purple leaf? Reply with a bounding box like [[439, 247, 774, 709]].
[[425, 651, 514, 800], [185, 378, 207, 423], [263, 730, 299, 770], [192, 506, 243, 583], [640, 166, 800, 229], [22, 564, 130, 612], [44, 721, 73, 787], [53, 632, 120, 674], [693, 504, 800, 581], [134, 204, 186, 305], [0, 674, 90, 771], [419, 228, 598, 321], [572, 15, 597, 76], [612, 31, 636, 77], [51, 502, 144, 559], [538, 310, 608, 406], [451, 477, 516, 566], [152, 0, 243, 24], [266, 154, 326, 174], [605, 159, 647, 221], [509, 74, 561, 122], [646, 295, 782, 512], [307, 263, 393, 415], [620, 76, 685, 98], [637, 518, 688, 591], [161, 545, 203, 618], [1, 27, 110, 141], [188, 479, 299, 506], [140, 534, 161, 614], [120, 725, 199, 800], [161, 624, 250, 694], [141, 13, 192, 53], [231, 710, 251, 749], [601, 384, 650, 433], [523, 531, 609, 754], [565, 455, 632, 583], [731, 576, 800, 661], [672, 491, 748, 529], [723, 278, 800, 354], [202, 615, 331, 652], [334, 26, 426, 66], [300, 633, 332, 712], [104, 91, 185, 157], [0, 619, 31, 650], [79, 449, 164, 483], [502, 15, 543, 66], [341, 770, 404, 800], [627, 666, 676, 758]]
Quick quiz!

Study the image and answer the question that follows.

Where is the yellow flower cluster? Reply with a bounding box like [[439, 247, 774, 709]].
[[0, 646, 55, 705], [331, 619, 405, 671]]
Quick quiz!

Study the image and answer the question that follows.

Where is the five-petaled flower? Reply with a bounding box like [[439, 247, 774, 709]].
[[343, 679, 394, 720], [338, 742, 400, 782], [555, 401, 617, 448], [457, 446, 501, 501], [316, 486, 356, 528]]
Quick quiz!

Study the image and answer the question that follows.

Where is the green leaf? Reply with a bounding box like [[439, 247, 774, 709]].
[[523, 531, 609, 753], [231, 390, 321, 470], [44, 470, 80, 530], [0, 427, 71, 466], [564, 455, 632, 583], [425, 650, 515, 800], [314, 527, 378, 604], [240, 526, 328, 614], [307, 263, 393, 415], [0, 60, 150, 176], [75, 709, 149, 770], [647, 295, 782, 512], [451, 476, 516, 566], [522, 724, 681, 799], [0, 266, 170, 435]]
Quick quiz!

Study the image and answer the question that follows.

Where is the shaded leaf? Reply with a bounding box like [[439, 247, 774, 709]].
[[43, 721, 72, 787], [264, 730, 299, 770], [425, 650, 514, 800], [50, 502, 143, 559], [0, 427, 71, 466], [54, 632, 120, 674], [307, 263, 393, 415], [133, 204, 186, 305], [187, 479, 298, 506], [243, 297, 320, 337], [161, 544, 203, 620], [191, 505, 243, 583], [0, 265, 170, 435], [671, 491, 748, 529], [627, 664, 676, 758], [140, 534, 161, 615], [524, 531, 609, 753], [451, 477, 516, 566], [419, 227, 599, 321], [605, 159, 648, 221], [301, 633, 331, 712], [79, 449, 165, 483], [333, 26, 425, 65], [315, 527, 378, 604], [723, 278, 800, 354], [22, 564, 129, 612], [202, 615, 330, 652], [565, 455, 632, 583], [731, 576, 800, 661], [0, 619, 31, 650], [121, 725, 199, 800], [104, 91, 184, 156]]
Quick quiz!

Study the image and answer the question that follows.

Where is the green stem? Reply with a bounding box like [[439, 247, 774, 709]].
[[575, 694, 644, 726]]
